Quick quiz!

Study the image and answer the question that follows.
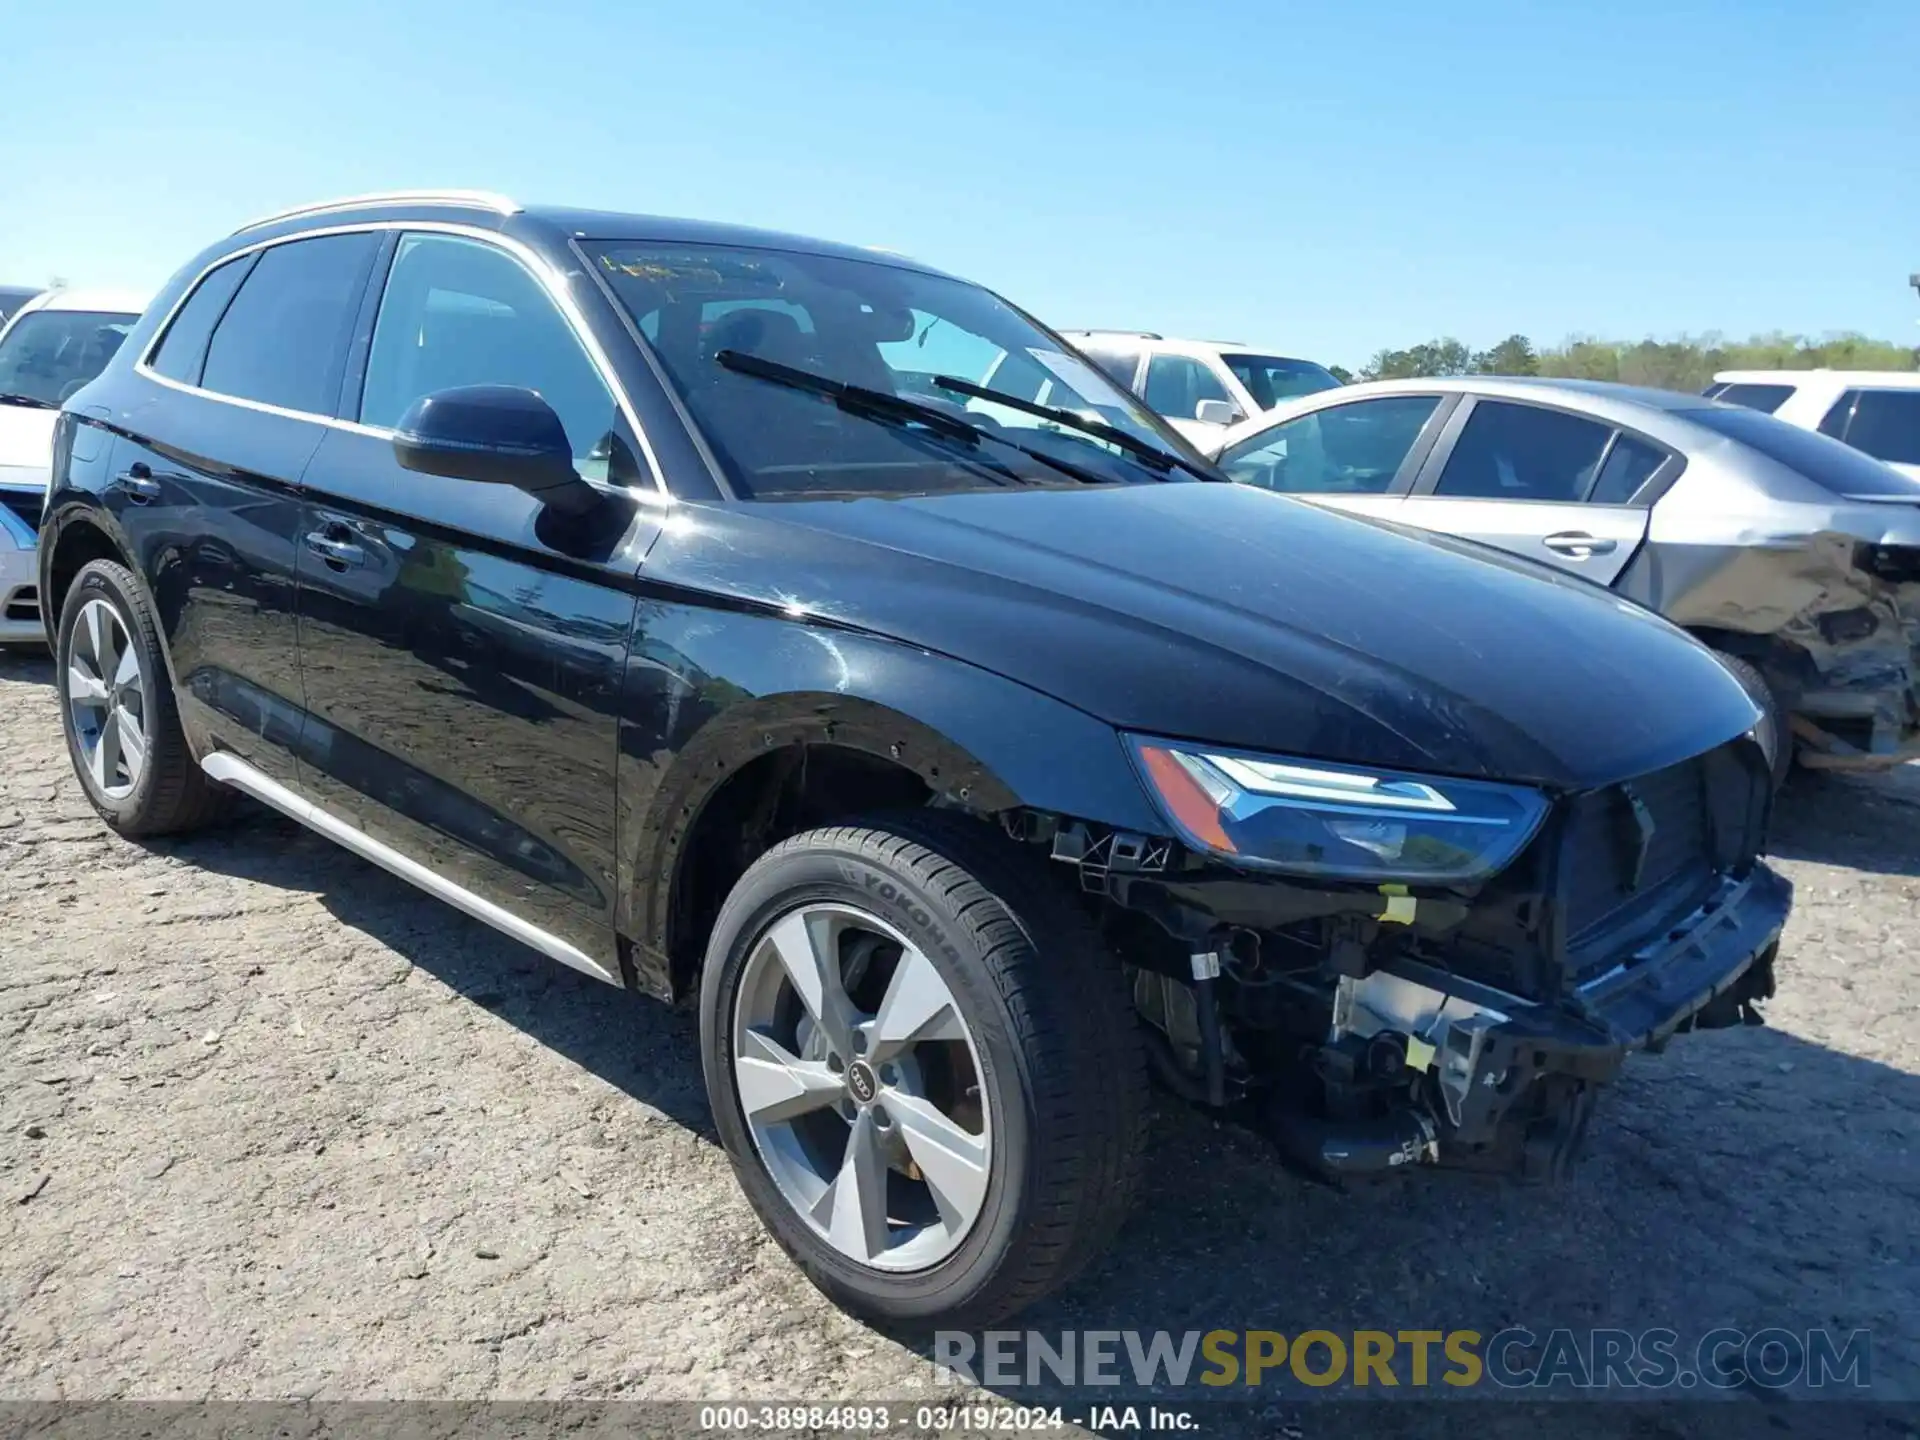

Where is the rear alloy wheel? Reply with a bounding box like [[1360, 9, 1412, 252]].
[[700, 812, 1149, 1327], [66, 596, 147, 803], [56, 559, 232, 836]]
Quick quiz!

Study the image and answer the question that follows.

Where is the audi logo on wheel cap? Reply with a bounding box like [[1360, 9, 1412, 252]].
[[846, 1060, 878, 1105]]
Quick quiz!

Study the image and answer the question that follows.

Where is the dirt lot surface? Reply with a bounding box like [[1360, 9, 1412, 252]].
[[2, 647, 1916, 1432]]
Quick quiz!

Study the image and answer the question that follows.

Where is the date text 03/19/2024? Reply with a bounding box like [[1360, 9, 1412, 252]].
[[695, 1404, 1197, 1432]]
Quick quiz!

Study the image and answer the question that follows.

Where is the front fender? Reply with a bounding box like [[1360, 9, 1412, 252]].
[[613, 603, 1165, 992]]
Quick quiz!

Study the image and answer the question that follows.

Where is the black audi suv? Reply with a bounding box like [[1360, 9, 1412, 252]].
[[42, 190, 1789, 1326]]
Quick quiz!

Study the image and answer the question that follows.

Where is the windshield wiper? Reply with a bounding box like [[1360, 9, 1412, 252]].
[[929, 374, 1217, 481], [0, 392, 57, 411], [714, 350, 1114, 488]]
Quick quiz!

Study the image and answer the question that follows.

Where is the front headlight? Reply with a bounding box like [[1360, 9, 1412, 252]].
[[1126, 736, 1549, 884]]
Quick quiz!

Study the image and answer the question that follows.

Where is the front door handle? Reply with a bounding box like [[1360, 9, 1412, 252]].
[[303, 530, 366, 569], [112, 462, 162, 503], [1543, 531, 1617, 558]]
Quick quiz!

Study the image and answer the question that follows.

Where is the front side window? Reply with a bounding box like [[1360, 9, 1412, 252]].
[[1434, 400, 1612, 502], [1221, 353, 1343, 410], [1141, 353, 1234, 420], [587, 242, 1188, 499], [361, 233, 620, 478], [1837, 389, 1920, 465], [0, 307, 139, 407], [1217, 395, 1440, 494], [1709, 382, 1794, 415], [201, 233, 379, 415]]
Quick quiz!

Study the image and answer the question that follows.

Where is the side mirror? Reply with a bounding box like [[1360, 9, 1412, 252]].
[[1194, 399, 1243, 427], [392, 385, 600, 518]]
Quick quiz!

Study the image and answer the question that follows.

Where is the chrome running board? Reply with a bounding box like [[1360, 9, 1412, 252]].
[[200, 751, 621, 987]]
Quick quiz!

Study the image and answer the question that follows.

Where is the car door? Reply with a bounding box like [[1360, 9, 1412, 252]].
[[1396, 396, 1655, 585], [293, 228, 663, 975], [1212, 393, 1454, 524], [117, 232, 381, 787]]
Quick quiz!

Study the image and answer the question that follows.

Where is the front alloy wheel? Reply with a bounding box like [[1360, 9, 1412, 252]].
[[700, 813, 1149, 1327], [732, 902, 991, 1271]]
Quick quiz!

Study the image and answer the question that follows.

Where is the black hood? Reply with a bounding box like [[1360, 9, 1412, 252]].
[[651, 482, 1761, 790]]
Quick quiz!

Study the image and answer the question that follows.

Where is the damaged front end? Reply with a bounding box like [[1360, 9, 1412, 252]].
[[1028, 731, 1790, 1183]]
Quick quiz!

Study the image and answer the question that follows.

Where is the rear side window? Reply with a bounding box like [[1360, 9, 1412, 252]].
[[1218, 395, 1439, 494], [1685, 403, 1920, 498], [201, 233, 379, 415], [1142, 354, 1234, 420], [1588, 434, 1667, 505], [148, 254, 256, 386], [1710, 382, 1794, 415], [1836, 390, 1920, 465], [1434, 401, 1612, 502]]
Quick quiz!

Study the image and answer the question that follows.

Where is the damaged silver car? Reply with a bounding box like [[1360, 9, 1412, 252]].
[[1211, 377, 1920, 779]]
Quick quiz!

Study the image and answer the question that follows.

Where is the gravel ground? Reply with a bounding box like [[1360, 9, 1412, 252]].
[[2, 646, 1916, 1430]]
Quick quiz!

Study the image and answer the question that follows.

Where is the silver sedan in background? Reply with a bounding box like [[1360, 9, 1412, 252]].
[[1209, 376, 1920, 780]]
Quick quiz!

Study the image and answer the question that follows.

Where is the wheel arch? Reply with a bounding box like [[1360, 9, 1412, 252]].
[[615, 648, 1166, 1002], [40, 509, 133, 647]]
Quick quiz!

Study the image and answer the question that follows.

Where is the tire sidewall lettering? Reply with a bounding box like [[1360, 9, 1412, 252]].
[[835, 859, 963, 967]]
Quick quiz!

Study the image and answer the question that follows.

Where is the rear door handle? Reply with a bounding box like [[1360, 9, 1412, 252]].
[[112, 462, 162, 503], [303, 530, 366, 568], [1543, 531, 1617, 558]]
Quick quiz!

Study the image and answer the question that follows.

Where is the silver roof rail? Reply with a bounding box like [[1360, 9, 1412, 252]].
[[230, 189, 522, 235]]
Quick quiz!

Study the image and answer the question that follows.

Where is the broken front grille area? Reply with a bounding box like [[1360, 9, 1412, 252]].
[[1557, 742, 1767, 984], [1416, 739, 1769, 1000]]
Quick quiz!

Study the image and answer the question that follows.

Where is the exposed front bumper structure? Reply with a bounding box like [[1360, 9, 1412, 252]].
[[1300, 864, 1791, 1180]]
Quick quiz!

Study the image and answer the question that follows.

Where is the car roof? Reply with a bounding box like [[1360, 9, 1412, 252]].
[[1291, 373, 1712, 411], [16, 287, 149, 318], [1062, 331, 1293, 357], [523, 206, 949, 274], [1218, 374, 1740, 449], [1712, 368, 1920, 389], [229, 191, 954, 279]]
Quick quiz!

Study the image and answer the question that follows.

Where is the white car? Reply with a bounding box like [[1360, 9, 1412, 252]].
[[1058, 330, 1343, 445], [1706, 369, 1920, 481], [0, 288, 147, 642]]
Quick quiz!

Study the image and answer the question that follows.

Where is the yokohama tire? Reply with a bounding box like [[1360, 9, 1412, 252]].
[[699, 810, 1149, 1328]]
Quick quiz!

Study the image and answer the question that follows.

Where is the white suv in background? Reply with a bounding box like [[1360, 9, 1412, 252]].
[[0, 287, 148, 643], [1706, 370, 1920, 480], [1060, 330, 1343, 445]]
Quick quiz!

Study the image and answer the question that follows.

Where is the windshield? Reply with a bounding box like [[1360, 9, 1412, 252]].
[[1686, 402, 1920, 499], [587, 242, 1194, 499], [0, 309, 138, 406], [1222, 353, 1343, 410]]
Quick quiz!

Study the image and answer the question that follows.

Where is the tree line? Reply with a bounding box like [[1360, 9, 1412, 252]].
[[1341, 333, 1920, 391]]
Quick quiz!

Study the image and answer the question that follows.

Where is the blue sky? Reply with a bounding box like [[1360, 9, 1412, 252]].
[[6, 0, 1917, 370]]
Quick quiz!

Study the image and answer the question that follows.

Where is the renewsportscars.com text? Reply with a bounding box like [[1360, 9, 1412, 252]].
[[934, 1327, 1872, 1392]]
